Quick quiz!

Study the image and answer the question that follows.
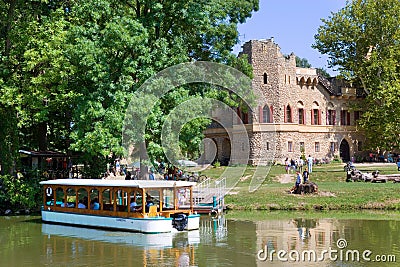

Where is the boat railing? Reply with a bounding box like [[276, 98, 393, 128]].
[[193, 178, 211, 206], [193, 176, 226, 211]]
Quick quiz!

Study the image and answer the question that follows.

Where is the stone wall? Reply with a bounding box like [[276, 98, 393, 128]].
[[242, 39, 366, 164], [204, 39, 366, 165]]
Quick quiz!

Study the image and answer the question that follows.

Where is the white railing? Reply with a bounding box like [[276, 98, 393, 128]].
[[193, 176, 226, 211]]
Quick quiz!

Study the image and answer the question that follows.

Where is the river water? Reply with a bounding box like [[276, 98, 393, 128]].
[[1, 211, 399, 266]]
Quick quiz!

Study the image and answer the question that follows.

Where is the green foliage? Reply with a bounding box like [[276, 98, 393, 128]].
[[300, 146, 306, 161], [0, 0, 258, 177], [295, 56, 312, 68], [0, 174, 44, 211], [213, 160, 221, 168], [201, 164, 400, 211], [313, 0, 400, 150]]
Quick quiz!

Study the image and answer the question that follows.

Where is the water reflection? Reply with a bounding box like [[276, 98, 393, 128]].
[[42, 223, 200, 266], [255, 215, 400, 266], [42, 223, 200, 248], [0, 213, 399, 266]]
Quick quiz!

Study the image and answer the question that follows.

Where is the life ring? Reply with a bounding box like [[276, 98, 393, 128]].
[[210, 209, 218, 217], [46, 187, 53, 197]]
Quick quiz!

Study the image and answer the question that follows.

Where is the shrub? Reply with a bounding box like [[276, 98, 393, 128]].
[[0, 174, 44, 212], [213, 160, 221, 168]]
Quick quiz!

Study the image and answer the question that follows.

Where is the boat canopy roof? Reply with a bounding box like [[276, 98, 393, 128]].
[[40, 179, 197, 189]]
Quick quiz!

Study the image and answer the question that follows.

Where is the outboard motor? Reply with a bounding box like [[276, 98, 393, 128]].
[[172, 213, 188, 231]]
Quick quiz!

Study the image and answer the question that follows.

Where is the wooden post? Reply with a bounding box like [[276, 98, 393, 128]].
[[190, 186, 193, 214], [142, 189, 146, 214], [159, 189, 163, 212], [173, 183, 177, 210]]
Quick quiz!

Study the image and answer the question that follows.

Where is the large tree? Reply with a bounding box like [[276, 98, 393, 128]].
[[313, 0, 400, 150], [0, 1, 76, 174], [1, 0, 258, 176]]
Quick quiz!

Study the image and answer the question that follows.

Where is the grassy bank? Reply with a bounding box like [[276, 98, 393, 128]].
[[200, 163, 400, 211]]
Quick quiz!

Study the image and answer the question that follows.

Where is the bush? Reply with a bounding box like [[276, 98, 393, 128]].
[[0, 174, 44, 212], [213, 160, 221, 168], [331, 154, 341, 163]]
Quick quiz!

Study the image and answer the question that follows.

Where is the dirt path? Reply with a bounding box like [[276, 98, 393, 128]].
[[277, 174, 293, 184]]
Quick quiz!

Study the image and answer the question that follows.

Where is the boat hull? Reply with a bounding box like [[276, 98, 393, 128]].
[[41, 211, 200, 233]]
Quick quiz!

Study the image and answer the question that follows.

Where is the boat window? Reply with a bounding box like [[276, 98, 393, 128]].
[[102, 188, 114, 211], [163, 189, 174, 209], [45, 186, 54, 206], [146, 190, 160, 212], [77, 188, 88, 209], [89, 188, 100, 210], [177, 188, 190, 207], [130, 190, 143, 212], [66, 188, 76, 208], [56, 187, 65, 207], [116, 189, 128, 212]]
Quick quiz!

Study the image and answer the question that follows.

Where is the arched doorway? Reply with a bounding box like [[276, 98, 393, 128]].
[[340, 139, 350, 162]]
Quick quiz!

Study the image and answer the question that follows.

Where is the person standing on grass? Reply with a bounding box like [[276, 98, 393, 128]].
[[295, 171, 301, 189], [307, 155, 313, 173], [298, 157, 304, 172], [284, 158, 290, 174], [303, 168, 309, 183]]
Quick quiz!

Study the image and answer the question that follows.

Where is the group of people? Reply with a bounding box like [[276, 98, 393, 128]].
[[61, 197, 100, 210], [124, 169, 154, 180], [78, 197, 100, 210], [290, 168, 318, 194], [284, 155, 314, 174], [130, 194, 154, 212]]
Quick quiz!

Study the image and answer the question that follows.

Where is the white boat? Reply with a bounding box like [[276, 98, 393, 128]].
[[40, 179, 200, 233], [42, 223, 200, 248]]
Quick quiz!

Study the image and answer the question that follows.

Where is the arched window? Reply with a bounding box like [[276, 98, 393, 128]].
[[285, 105, 292, 123], [66, 187, 76, 208], [263, 73, 268, 84], [263, 105, 271, 123], [311, 101, 321, 125], [297, 101, 305, 124], [56, 187, 65, 207], [78, 188, 88, 209], [102, 188, 114, 211], [327, 102, 336, 125]]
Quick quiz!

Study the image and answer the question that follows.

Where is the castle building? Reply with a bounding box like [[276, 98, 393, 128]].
[[204, 39, 366, 165]]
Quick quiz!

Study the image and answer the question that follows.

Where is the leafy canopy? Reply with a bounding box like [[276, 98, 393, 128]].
[[0, 0, 259, 176], [313, 0, 400, 150]]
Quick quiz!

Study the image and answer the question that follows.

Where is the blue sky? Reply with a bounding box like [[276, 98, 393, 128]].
[[233, 0, 347, 75]]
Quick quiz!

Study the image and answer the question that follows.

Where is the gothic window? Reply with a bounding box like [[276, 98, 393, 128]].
[[315, 142, 320, 152], [311, 109, 321, 125], [262, 105, 272, 123], [311, 102, 321, 125], [300, 142, 305, 151], [341, 110, 350, 125], [327, 110, 336, 125], [285, 105, 292, 123], [263, 73, 268, 84], [298, 108, 305, 124]]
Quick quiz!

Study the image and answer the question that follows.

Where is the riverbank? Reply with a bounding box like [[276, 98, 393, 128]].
[[200, 162, 400, 211]]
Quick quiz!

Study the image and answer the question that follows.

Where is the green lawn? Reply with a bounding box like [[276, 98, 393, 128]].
[[199, 163, 400, 211]]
